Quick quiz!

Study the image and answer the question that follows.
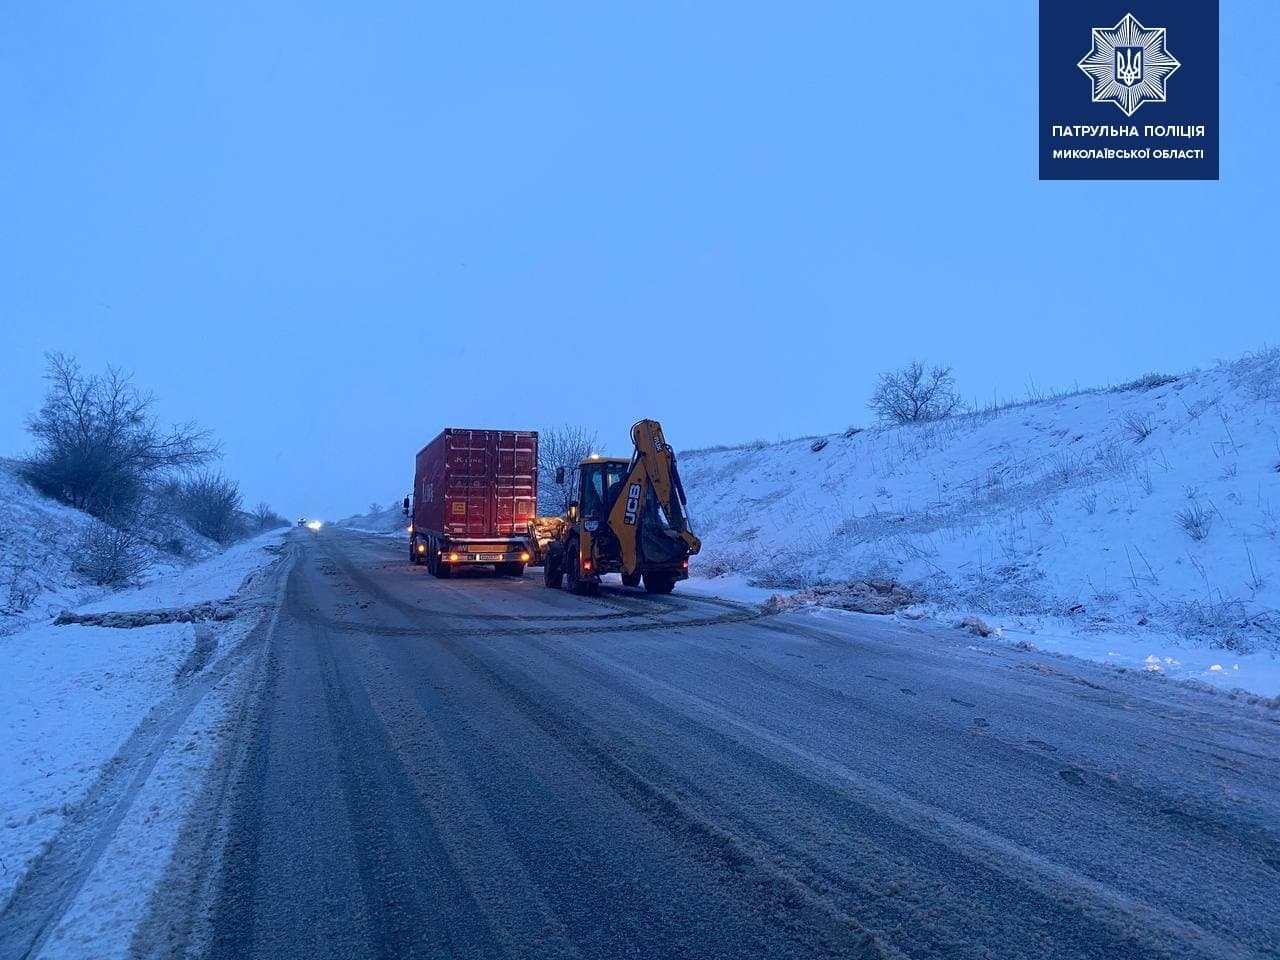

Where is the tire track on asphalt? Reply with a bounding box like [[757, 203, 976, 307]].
[[310, 617, 505, 959], [199, 552, 505, 960], [319, 533, 765, 636], [406, 633, 896, 959], [534, 637, 1255, 960]]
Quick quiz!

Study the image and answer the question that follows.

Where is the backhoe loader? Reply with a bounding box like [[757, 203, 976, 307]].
[[543, 419, 700, 595]]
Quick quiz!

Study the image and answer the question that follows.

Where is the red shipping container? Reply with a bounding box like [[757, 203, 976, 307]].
[[410, 428, 538, 571]]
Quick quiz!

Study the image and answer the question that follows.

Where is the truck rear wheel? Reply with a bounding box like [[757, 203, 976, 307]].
[[643, 572, 675, 594], [434, 561, 452, 579]]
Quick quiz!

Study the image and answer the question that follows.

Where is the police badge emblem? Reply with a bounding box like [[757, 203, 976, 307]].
[[1078, 13, 1180, 116]]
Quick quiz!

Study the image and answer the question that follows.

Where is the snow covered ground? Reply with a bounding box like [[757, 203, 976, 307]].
[[0, 526, 289, 918], [680, 350, 1280, 696]]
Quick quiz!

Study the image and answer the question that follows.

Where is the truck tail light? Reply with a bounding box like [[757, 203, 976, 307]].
[[682, 560, 689, 568], [583, 560, 592, 571]]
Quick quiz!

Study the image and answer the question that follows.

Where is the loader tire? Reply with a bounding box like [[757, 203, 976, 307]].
[[643, 573, 675, 594], [621, 572, 641, 588], [565, 547, 597, 596], [543, 546, 564, 589]]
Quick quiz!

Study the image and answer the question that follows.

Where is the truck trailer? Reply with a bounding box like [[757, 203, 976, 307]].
[[409, 428, 538, 577]]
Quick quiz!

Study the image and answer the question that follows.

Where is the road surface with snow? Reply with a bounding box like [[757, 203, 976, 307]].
[[7, 527, 1280, 959]]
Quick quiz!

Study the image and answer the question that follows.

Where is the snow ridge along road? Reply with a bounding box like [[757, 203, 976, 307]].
[[94, 527, 1280, 959], [0, 540, 295, 960]]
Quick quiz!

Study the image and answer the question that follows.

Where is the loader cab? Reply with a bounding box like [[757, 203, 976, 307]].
[[578, 457, 629, 521]]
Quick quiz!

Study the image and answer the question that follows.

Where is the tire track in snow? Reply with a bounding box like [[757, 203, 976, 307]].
[[0, 548, 293, 960]]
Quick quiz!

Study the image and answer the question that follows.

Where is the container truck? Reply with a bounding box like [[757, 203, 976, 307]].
[[408, 428, 538, 577]]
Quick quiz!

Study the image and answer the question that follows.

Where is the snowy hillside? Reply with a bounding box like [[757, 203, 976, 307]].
[[0, 459, 219, 632], [681, 350, 1280, 658], [337, 502, 408, 535]]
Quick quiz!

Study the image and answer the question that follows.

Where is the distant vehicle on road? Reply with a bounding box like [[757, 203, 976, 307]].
[[409, 428, 537, 577]]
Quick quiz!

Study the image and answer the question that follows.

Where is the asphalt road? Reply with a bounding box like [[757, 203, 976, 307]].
[[141, 529, 1280, 959]]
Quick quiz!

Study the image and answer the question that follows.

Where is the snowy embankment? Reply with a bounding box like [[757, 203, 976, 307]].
[[0, 459, 221, 635], [337, 503, 409, 536], [0, 480, 289, 920], [681, 350, 1280, 696]]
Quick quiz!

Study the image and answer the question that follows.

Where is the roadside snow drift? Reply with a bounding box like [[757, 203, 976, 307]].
[[0, 529, 289, 915], [681, 351, 1280, 666]]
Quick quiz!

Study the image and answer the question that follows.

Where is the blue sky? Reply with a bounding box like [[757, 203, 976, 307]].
[[2, 2, 1276, 517]]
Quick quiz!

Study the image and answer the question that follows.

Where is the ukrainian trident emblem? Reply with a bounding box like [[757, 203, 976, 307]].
[[1115, 47, 1143, 86]]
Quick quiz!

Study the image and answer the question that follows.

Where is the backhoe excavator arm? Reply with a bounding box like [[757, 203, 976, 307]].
[[607, 419, 701, 575]]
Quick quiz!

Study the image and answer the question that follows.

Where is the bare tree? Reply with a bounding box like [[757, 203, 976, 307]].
[[178, 471, 244, 544], [24, 353, 219, 517], [252, 501, 287, 530], [368, 501, 382, 516], [868, 361, 963, 425], [538, 424, 598, 514]]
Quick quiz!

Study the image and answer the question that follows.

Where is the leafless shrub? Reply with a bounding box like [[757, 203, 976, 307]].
[[868, 361, 963, 425], [538, 424, 599, 514], [73, 519, 153, 586], [1094, 440, 1136, 477], [1121, 412, 1156, 444], [1049, 452, 1087, 486], [23, 353, 218, 518], [177, 472, 244, 544], [1114, 372, 1177, 392], [1227, 345, 1280, 402], [1176, 502, 1214, 541], [1079, 489, 1098, 514], [1166, 598, 1253, 651], [3, 563, 39, 614]]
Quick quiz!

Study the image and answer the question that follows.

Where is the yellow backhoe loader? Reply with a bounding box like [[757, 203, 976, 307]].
[[543, 419, 700, 595]]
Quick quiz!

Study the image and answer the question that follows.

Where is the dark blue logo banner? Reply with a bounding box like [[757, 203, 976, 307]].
[[1040, 1, 1219, 180]]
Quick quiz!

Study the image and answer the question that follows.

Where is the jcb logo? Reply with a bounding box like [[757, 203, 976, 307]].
[[623, 483, 642, 525]]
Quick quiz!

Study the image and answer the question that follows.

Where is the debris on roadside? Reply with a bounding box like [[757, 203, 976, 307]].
[[54, 601, 238, 628], [766, 579, 913, 615], [960, 614, 998, 638]]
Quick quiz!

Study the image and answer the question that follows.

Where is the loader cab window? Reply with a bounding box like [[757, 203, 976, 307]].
[[580, 462, 626, 518]]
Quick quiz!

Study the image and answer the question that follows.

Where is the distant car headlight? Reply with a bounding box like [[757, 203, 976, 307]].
[[306, 520, 323, 531]]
